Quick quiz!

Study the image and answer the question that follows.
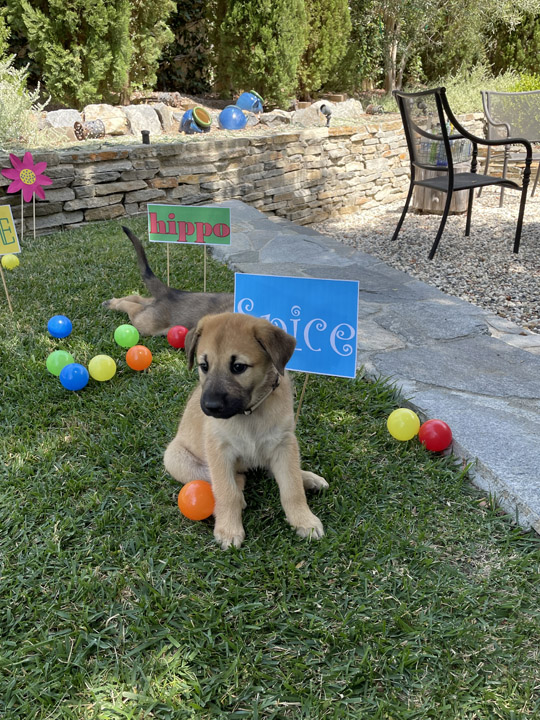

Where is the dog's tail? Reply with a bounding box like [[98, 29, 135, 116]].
[[122, 226, 169, 299]]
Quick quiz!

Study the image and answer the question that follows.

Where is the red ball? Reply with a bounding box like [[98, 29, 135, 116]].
[[177, 480, 215, 521], [167, 325, 189, 349], [418, 419, 453, 452]]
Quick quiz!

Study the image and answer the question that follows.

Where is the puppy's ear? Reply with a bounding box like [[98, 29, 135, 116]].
[[255, 322, 296, 375], [185, 324, 202, 370]]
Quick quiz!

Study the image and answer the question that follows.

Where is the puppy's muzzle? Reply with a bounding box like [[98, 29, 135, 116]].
[[200, 388, 248, 419]]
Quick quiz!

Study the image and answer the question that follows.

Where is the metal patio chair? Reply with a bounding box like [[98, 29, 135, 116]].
[[480, 89, 540, 206], [392, 87, 532, 259]]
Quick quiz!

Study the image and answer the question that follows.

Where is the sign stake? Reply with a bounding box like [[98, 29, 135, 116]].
[[166, 244, 170, 286], [203, 245, 207, 292], [295, 374, 310, 424], [0, 264, 13, 313]]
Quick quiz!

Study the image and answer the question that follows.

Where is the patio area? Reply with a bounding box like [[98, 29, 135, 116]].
[[315, 187, 540, 335]]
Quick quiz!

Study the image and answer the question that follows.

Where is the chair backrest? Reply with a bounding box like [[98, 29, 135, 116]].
[[481, 90, 540, 142], [393, 87, 472, 174]]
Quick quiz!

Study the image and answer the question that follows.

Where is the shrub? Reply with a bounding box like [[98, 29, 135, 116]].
[[296, 0, 351, 99], [5, 0, 175, 108], [157, 0, 213, 94], [509, 73, 540, 91], [437, 63, 519, 114], [0, 55, 48, 146], [213, 0, 308, 108]]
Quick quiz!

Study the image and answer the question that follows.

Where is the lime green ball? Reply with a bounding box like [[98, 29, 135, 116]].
[[46, 350, 75, 376], [88, 354, 116, 382], [114, 324, 140, 349], [1, 254, 20, 270]]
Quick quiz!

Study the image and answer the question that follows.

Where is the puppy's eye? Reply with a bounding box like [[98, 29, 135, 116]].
[[231, 362, 248, 375], [199, 361, 209, 373]]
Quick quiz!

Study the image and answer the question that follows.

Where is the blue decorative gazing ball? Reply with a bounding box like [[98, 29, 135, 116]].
[[218, 105, 248, 131]]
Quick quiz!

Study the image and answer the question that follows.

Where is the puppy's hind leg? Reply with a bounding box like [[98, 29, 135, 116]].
[[164, 438, 210, 485]]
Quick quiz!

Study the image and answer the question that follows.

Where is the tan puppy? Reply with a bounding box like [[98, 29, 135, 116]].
[[164, 312, 328, 549]]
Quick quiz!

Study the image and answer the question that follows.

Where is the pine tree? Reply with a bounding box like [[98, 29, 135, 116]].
[[213, 0, 308, 107], [5, 0, 175, 108], [297, 0, 352, 99]]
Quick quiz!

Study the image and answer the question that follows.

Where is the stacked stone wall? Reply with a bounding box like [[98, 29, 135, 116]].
[[0, 113, 484, 234]]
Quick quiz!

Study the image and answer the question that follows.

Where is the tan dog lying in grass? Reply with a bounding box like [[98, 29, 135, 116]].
[[103, 226, 233, 335], [164, 312, 328, 549]]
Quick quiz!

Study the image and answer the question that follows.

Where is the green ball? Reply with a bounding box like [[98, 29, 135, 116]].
[[46, 350, 75, 376], [114, 324, 140, 349]]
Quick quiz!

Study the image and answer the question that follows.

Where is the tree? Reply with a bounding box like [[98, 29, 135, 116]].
[[5, 0, 175, 108], [212, 0, 308, 107], [0, 8, 9, 58], [296, 0, 351, 99], [157, 0, 213, 94], [325, 0, 384, 94], [368, 0, 540, 92], [489, 13, 540, 76]]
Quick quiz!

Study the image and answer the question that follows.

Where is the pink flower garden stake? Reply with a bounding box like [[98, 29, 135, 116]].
[[1, 151, 52, 239]]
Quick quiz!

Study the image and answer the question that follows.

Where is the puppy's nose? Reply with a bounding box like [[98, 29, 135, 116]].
[[203, 395, 226, 414]]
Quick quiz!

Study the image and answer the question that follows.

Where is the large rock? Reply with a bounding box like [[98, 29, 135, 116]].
[[152, 102, 180, 134], [260, 110, 293, 126], [83, 104, 130, 136], [292, 101, 332, 127], [44, 109, 82, 128], [292, 99, 365, 127], [122, 105, 163, 137]]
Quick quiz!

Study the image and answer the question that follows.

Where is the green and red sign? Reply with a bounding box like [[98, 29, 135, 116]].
[[147, 204, 231, 245]]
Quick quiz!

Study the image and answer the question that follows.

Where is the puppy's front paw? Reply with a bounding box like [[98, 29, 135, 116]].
[[301, 471, 329, 491], [290, 511, 325, 540], [214, 523, 245, 550], [102, 298, 115, 309]]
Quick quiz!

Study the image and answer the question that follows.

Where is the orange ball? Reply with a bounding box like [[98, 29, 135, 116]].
[[177, 480, 215, 521], [126, 345, 152, 371]]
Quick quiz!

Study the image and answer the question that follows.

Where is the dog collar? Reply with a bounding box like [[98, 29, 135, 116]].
[[243, 374, 280, 415]]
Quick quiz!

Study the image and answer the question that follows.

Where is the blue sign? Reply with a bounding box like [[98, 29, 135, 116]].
[[234, 274, 359, 378]]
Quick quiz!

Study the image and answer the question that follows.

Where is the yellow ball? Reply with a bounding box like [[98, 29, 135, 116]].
[[1, 254, 19, 270], [387, 408, 421, 441], [88, 354, 117, 382]]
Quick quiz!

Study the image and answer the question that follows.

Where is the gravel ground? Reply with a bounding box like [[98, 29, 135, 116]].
[[314, 188, 540, 332]]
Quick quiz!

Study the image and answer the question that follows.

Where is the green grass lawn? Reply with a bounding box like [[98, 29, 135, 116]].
[[1, 217, 539, 719]]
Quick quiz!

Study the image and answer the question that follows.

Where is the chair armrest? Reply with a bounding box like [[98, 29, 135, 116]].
[[480, 91, 511, 137]]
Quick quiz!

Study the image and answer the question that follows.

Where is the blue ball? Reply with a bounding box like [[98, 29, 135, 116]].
[[218, 105, 247, 130], [48, 314, 72, 338], [59, 363, 89, 391]]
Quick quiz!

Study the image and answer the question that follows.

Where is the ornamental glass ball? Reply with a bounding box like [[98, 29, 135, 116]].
[[387, 408, 421, 441], [47, 314, 73, 339], [46, 350, 74, 376], [218, 105, 248, 130], [178, 480, 215, 521], [59, 363, 89, 391], [88, 354, 117, 382], [114, 324, 140, 349]]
